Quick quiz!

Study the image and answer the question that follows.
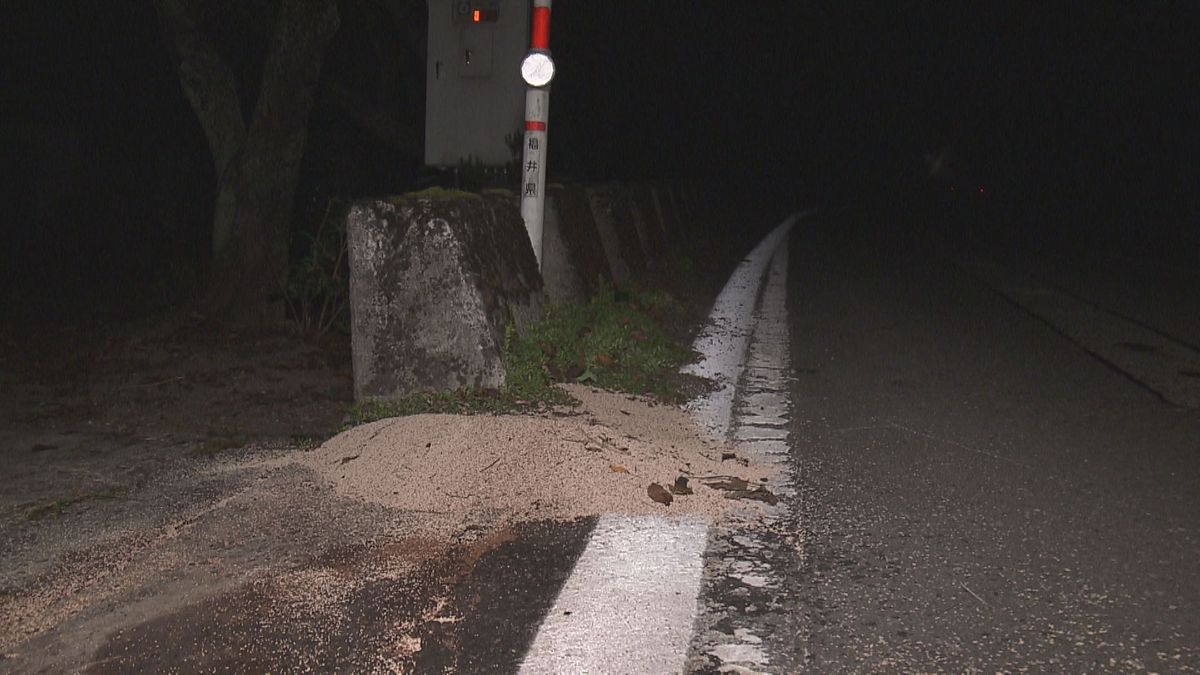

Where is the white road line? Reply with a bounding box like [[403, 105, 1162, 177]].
[[682, 214, 803, 439], [518, 515, 709, 675], [698, 235, 797, 673], [520, 215, 803, 674]]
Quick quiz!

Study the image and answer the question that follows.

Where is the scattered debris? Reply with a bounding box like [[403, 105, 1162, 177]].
[[722, 488, 778, 506], [697, 476, 778, 505], [960, 581, 991, 608], [670, 476, 694, 495], [701, 477, 751, 491], [647, 483, 673, 506], [721, 451, 749, 466], [610, 464, 630, 474]]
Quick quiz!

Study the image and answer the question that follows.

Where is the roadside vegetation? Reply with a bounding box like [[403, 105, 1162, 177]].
[[346, 282, 694, 424]]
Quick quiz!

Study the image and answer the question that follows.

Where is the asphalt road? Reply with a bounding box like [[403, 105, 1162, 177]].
[[10, 207, 1193, 673], [762, 208, 1200, 671]]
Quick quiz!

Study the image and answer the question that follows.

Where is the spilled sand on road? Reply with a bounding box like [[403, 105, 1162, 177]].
[[0, 385, 775, 670], [298, 384, 773, 538]]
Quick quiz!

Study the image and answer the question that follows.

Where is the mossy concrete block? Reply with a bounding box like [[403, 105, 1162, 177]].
[[629, 184, 667, 266], [586, 183, 648, 283], [650, 182, 682, 241], [346, 192, 543, 400], [542, 184, 613, 304]]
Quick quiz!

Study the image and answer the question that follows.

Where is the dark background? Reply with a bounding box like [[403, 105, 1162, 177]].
[[2, 1, 1196, 323], [552, 2, 1198, 222]]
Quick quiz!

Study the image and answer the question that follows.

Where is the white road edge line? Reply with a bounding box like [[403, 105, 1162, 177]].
[[519, 515, 709, 674], [682, 213, 804, 439], [518, 215, 802, 675]]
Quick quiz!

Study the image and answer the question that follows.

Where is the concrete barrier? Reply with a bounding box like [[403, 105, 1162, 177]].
[[653, 181, 684, 242], [346, 190, 543, 400], [586, 183, 647, 284], [628, 184, 667, 267], [648, 183, 677, 243], [669, 183, 691, 236], [542, 184, 614, 304]]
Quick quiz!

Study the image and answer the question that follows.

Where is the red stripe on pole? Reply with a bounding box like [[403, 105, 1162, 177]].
[[525, 120, 547, 131], [531, 6, 551, 50]]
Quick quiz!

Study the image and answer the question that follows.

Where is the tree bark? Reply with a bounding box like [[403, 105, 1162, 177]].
[[156, 0, 340, 322], [153, 0, 247, 255]]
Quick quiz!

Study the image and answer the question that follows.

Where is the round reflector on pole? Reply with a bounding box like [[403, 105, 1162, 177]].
[[521, 51, 555, 87]]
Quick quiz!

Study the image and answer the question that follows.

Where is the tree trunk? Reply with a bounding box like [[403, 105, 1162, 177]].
[[153, 0, 246, 255], [156, 0, 340, 322]]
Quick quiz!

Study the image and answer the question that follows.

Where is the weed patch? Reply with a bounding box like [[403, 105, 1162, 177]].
[[346, 386, 573, 426], [192, 436, 245, 456], [345, 284, 693, 425], [511, 283, 690, 399]]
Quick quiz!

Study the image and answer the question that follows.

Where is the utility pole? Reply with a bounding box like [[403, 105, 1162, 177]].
[[519, 0, 554, 270]]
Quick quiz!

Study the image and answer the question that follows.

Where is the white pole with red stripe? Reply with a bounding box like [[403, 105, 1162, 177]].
[[520, 0, 554, 270]]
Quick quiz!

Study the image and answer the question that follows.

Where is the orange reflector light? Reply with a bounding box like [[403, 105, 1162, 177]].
[[473, 9, 480, 21]]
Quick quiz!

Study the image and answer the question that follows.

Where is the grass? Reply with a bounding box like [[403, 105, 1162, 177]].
[[345, 283, 692, 425], [191, 436, 245, 457], [26, 487, 128, 521], [287, 434, 326, 450], [510, 283, 690, 399], [396, 187, 482, 202]]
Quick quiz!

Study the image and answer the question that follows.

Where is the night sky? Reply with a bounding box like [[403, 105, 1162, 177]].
[[2, 1, 1197, 320], [553, 2, 1198, 219]]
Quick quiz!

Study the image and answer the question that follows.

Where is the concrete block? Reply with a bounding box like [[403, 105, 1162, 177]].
[[346, 191, 543, 400], [667, 183, 689, 238], [651, 182, 682, 241], [586, 183, 646, 283], [542, 184, 613, 304], [629, 184, 667, 266]]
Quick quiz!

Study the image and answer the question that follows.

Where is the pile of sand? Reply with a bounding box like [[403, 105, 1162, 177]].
[[299, 385, 773, 538]]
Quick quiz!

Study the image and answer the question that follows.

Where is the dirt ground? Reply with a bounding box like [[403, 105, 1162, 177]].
[[0, 312, 360, 667], [0, 213, 779, 671], [0, 298, 770, 671]]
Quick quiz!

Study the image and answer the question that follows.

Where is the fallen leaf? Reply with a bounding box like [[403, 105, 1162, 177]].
[[594, 353, 615, 368], [610, 464, 630, 474], [647, 483, 673, 506]]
